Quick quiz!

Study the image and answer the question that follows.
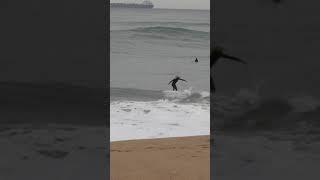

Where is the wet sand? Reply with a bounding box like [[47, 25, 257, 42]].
[[111, 136, 210, 180]]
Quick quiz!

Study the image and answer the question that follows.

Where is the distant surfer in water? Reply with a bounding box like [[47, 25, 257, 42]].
[[195, 57, 198, 63], [211, 46, 247, 93], [168, 76, 187, 91]]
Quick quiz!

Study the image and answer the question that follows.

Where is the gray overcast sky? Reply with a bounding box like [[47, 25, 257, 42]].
[[110, 0, 210, 10]]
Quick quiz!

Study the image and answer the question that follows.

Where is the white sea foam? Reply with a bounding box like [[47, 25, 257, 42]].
[[110, 100, 210, 141]]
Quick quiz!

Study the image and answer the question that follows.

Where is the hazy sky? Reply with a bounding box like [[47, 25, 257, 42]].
[[110, 0, 210, 10]]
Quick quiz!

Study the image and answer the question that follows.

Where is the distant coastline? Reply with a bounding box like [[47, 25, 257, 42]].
[[110, 1, 154, 9]]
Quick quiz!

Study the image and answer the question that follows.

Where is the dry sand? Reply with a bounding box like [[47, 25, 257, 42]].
[[111, 136, 209, 180]]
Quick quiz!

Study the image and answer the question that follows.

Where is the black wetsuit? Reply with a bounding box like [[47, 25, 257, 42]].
[[211, 47, 247, 93], [195, 58, 198, 63], [168, 77, 187, 91]]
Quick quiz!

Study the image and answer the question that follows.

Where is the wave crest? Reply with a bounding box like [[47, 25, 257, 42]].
[[131, 26, 208, 35], [113, 26, 209, 41]]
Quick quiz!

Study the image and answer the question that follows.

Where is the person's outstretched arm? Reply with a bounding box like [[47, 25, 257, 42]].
[[168, 80, 173, 85], [221, 53, 247, 64], [179, 78, 187, 82]]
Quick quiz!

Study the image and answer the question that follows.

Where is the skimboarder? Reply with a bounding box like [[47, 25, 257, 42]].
[[168, 76, 187, 91]]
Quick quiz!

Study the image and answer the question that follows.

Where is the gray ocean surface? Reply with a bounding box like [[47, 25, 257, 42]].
[[110, 8, 210, 99]]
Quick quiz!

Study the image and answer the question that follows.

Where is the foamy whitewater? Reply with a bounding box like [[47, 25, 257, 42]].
[[111, 89, 210, 141], [110, 8, 210, 141]]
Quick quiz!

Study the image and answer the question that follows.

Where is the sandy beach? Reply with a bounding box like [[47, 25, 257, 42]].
[[111, 136, 210, 180]]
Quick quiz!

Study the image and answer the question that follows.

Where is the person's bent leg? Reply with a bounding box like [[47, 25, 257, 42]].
[[173, 84, 177, 91]]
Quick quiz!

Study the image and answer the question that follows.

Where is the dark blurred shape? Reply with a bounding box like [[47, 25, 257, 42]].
[[210, 46, 246, 93], [0, 0, 108, 179], [0, 0, 106, 125], [272, 0, 283, 4]]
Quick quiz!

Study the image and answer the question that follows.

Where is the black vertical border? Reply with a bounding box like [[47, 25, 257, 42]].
[[105, 0, 110, 178], [210, 0, 215, 179]]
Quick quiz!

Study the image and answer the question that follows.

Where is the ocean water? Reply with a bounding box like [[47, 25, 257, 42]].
[[110, 8, 210, 141], [212, 0, 320, 134], [110, 8, 210, 91]]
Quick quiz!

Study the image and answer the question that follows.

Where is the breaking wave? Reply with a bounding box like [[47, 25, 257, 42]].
[[111, 87, 210, 104], [110, 88, 210, 141], [162, 88, 210, 104]]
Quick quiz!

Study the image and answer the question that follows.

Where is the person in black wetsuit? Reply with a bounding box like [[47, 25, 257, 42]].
[[168, 76, 187, 91], [211, 46, 247, 93], [195, 57, 198, 63]]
